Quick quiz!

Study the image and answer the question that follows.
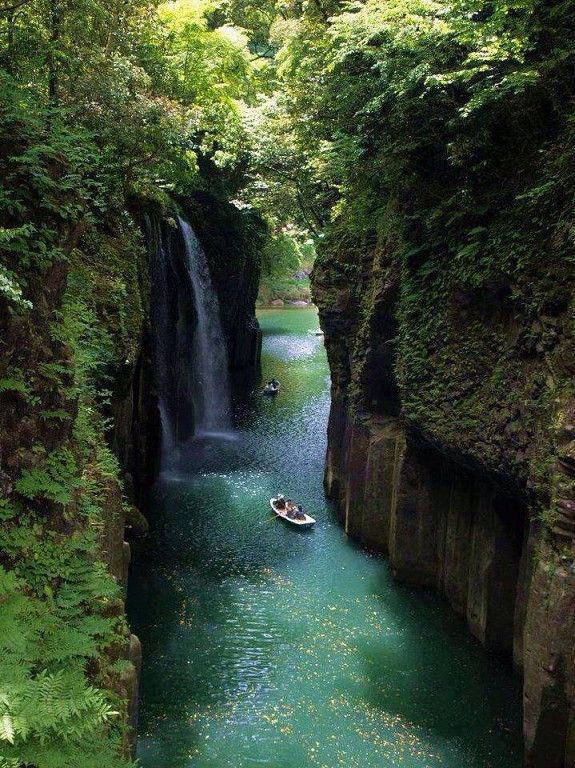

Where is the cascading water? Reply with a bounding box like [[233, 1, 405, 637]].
[[178, 216, 232, 437], [146, 214, 232, 468]]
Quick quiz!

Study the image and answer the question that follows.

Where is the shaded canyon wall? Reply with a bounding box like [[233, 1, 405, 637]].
[[105, 201, 264, 754], [313, 240, 575, 768]]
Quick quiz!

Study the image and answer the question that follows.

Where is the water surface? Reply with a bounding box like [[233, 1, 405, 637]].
[[128, 307, 522, 768]]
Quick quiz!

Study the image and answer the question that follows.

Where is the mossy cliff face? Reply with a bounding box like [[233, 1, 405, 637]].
[[313, 216, 575, 765], [0, 211, 148, 764]]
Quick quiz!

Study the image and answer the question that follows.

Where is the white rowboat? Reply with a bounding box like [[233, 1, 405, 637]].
[[270, 497, 315, 529], [263, 382, 280, 396]]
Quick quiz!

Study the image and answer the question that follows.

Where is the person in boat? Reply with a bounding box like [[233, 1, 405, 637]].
[[295, 505, 305, 520], [275, 495, 286, 510], [264, 380, 278, 394]]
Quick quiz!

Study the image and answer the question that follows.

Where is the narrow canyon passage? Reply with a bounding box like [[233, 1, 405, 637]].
[[128, 308, 522, 768]]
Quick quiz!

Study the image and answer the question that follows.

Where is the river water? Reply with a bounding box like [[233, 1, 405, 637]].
[[128, 307, 522, 768]]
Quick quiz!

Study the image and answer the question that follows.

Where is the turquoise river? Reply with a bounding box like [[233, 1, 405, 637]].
[[128, 307, 522, 768]]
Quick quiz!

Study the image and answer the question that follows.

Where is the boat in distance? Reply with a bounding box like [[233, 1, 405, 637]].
[[263, 379, 280, 396], [270, 497, 316, 528]]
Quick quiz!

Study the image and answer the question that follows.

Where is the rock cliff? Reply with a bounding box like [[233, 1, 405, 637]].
[[112, 199, 264, 498], [313, 233, 575, 767], [0, 211, 147, 762]]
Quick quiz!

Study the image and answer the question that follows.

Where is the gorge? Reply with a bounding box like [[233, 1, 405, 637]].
[[128, 306, 523, 768], [1, 0, 575, 767]]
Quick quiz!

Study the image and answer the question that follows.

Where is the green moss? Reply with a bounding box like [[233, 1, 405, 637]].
[[258, 275, 311, 305], [314, 131, 575, 517]]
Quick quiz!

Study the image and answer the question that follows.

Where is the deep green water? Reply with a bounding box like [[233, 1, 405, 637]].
[[128, 307, 522, 768]]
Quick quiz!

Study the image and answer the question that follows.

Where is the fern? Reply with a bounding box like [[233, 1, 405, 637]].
[[0, 500, 18, 522], [39, 409, 73, 422], [0, 715, 15, 744], [14, 449, 81, 504], [0, 567, 131, 768], [0, 262, 33, 310], [0, 378, 28, 395]]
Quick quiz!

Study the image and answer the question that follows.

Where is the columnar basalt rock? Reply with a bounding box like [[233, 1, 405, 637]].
[[313, 236, 575, 767], [523, 543, 575, 768]]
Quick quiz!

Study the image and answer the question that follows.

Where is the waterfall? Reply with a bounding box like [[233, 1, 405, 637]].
[[146, 214, 232, 468], [178, 216, 232, 436]]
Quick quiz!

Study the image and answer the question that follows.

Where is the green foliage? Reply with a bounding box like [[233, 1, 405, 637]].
[[0, 566, 127, 768], [261, 230, 301, 277], [0, 228, 34, 309], [0, 414, 131, 767], [6, 0, 574, 765], [258, 227, 315, 302], [0, 372, 29, 396], [15, 449, 80, 505], [257, 274, 311, 305], [234, 0, 575, 500]]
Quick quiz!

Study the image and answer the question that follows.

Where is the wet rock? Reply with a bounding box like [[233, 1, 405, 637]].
[[523, 548, 575, 768], [0, 468, 12, 496], [361, 421, 401, 553], [125, 504, 149, 539], [343, 422, 370, 538], [325, 407, 528, 650]]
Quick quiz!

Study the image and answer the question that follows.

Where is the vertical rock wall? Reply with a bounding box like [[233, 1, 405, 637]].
[[322, 397, 575, 767], [326, 406, 526, 651], [312, 210, 575, 767], [113, 204, 264, 501]]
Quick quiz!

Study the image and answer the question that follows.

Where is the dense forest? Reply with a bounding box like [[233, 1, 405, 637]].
[[1, 0, 575, 766]]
